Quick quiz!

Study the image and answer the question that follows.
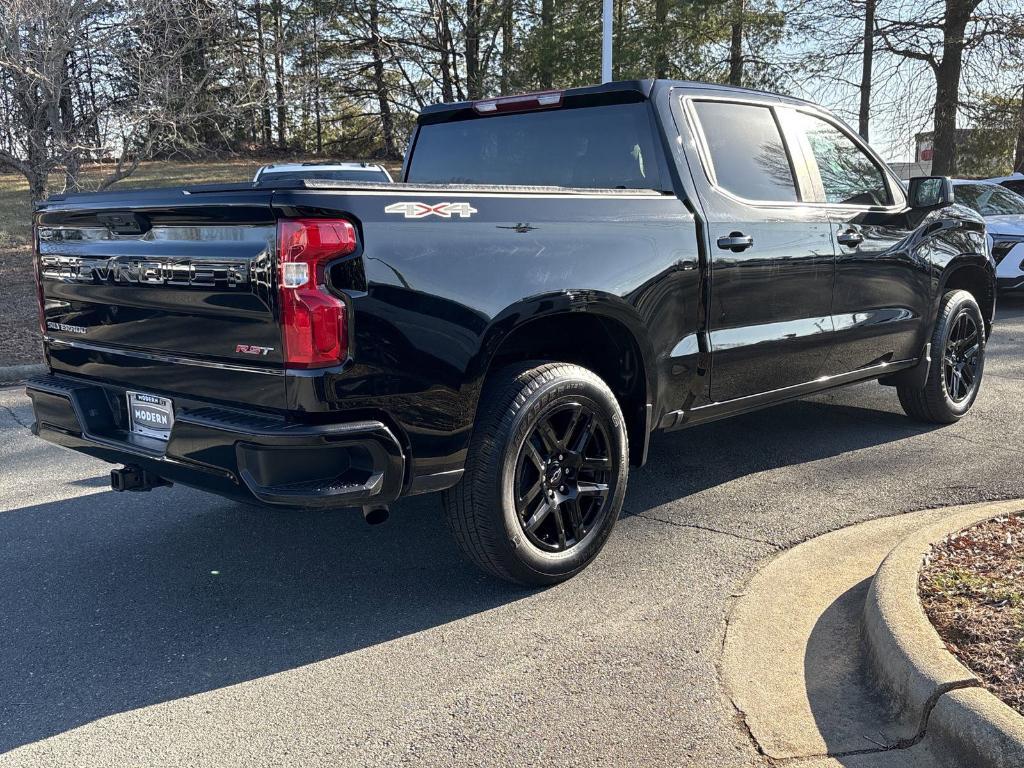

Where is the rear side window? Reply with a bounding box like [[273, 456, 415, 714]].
[[406, 103, 662, 190], [790, 112, 891, 206], [691, 100, 798, 202]]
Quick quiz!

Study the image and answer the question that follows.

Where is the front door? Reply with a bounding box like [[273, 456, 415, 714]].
[[780, 108, 930, 375], [677, 93, 836, 403]]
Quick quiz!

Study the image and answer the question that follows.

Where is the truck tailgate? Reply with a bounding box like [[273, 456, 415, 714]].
[[36, 190, 286, 410]]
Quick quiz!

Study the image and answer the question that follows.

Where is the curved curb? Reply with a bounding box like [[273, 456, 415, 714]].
[[863, 499, 1024, 765]]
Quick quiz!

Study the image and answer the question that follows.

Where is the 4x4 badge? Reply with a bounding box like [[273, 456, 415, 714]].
[[385, 201, 478, 219]]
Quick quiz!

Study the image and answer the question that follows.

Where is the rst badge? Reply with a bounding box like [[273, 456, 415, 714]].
[[384, 201, 478, 219], [236, 344, 274, 356]]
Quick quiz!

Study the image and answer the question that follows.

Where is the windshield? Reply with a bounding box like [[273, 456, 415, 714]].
[[406, 103, 663, 190], [954, 183, 1024, 216], [259, 169, 390, 183]]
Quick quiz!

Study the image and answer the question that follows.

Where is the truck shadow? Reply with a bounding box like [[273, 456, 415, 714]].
[[0, 391, 940, 753]]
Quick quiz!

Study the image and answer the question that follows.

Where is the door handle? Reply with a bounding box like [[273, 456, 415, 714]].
[[717, 232, 754, 252], [837, 230, 864, 247]]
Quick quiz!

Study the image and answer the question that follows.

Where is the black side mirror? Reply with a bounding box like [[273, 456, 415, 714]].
[[907, 176, 955, 209]]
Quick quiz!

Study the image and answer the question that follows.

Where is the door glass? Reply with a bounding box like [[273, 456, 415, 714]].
[[792, 112, 891, 206], [691, 100, 798, 202]]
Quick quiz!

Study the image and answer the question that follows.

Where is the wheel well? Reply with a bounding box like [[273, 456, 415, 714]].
[[943, 264, 995, 335], [487, 313, 650, 466]]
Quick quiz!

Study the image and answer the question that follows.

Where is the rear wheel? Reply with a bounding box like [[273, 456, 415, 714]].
[[443, 362, 628, 586], [898, 290, 985, 423]]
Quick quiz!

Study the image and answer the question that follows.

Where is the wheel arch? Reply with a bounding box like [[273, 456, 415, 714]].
[[937, 256, 996, 337], [468, 293, 658, 467]]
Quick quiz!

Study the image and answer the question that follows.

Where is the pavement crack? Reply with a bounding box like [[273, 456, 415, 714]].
[[628, 511, 784, 549], [0, 404, 32, 431]]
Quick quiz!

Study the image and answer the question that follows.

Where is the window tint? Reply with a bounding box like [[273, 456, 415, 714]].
[[792, 112, 891, 206], [955, 183, 1024, 216], [691, 100, 798, 202], [406, 103, 662, 190]]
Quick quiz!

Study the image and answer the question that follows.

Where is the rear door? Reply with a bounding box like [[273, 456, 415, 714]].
[[674, 90, 836, 402]]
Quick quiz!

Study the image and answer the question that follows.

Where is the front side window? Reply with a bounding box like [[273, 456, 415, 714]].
[[690, 100, 798, 202], [792, 112, 891, 206]]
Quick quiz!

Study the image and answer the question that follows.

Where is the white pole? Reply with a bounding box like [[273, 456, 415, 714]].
[[602, 0, 613, 83]]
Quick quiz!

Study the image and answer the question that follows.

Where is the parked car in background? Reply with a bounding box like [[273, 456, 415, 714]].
[[253, 162, 393, 184], [986, 171, 1024, 197], [953, 179, 1024, 292]]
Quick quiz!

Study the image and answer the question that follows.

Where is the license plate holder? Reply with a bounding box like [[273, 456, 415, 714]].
[[126, 391, 174, 441]]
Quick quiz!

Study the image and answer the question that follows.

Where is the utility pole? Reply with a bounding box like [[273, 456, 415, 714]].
[[602, 0, 613, 83]]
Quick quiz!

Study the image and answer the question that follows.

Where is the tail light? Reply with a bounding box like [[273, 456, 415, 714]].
[[277, 218, 357, 368], [33, 224, 45, 336]]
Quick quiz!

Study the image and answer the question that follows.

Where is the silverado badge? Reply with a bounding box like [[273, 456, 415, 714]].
[[384, 201, 478, 219]]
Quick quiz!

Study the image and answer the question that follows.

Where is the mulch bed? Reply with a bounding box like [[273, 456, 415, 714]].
[[920, 514, 1024, 715], [0, 245, 43, 367]]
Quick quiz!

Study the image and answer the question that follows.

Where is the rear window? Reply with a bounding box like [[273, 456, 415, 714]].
[[691, 100, 798, 202], [406, 103, 663, 190]]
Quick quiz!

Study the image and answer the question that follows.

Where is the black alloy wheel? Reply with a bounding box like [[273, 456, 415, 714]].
[[513, 402, 613, 553], [942, 310, 981, 403]]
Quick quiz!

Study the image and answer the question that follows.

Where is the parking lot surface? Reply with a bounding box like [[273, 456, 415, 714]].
[[2, 297, 1022, 767]]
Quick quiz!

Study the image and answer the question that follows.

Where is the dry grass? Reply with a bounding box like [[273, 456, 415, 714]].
[[920, 514, 1024, 714]]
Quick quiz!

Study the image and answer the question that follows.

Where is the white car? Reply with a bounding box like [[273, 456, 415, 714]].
[[985, 171, 1024, 198], [253, 162, 394, 184], [953, 179, 1024, 292]]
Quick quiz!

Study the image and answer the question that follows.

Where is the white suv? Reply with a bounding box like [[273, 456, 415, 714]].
[[253, 162, 394, 184]]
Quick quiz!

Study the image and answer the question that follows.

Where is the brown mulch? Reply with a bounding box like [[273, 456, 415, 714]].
[[920, 514, 1024, 715], [0, 245, 42, 367]]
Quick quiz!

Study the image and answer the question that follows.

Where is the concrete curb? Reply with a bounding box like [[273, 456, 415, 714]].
[[0, 363, 45, 385], [863, 499, 1024, 764]]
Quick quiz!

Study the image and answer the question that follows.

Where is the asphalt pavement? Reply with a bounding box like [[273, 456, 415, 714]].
[[1, 297, 1022, 767]]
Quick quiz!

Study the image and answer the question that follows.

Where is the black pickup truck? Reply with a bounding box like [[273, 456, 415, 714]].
[[28, 80, 995, 585]]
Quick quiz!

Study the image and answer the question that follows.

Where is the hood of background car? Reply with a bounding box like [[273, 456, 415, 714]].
[[982, 214, 1024, 237]]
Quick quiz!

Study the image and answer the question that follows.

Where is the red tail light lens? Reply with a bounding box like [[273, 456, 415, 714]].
[[277, 218, 357, 368]]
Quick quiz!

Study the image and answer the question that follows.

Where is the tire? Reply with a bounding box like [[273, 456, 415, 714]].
[[443, 362, 629, 586], [898, 289, 986, 424]]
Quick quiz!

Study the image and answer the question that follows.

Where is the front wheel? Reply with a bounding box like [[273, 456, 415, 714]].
[[443, 362, 629, 586], [898, 289, 986, 424]]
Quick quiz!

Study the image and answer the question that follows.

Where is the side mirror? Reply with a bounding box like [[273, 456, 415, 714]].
[[907, 176, 955, 209]]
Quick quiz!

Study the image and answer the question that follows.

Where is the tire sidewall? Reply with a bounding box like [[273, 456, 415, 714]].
[[934, 292, 985, 418], [497, 375, 628, 581]]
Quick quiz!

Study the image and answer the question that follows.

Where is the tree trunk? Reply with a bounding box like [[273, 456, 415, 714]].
[[272, 0, 287, 150], [654, 0, 669, 79], [539, 0, 554, 89], [1014, 84, 1024, 173], [465, 0, 481, 99], [500, 0, 513, 94], [729, 0, 744, 86], [930, 0, 972, 176], [369, 0, 398, 158], [858, 0, 875, 141], [254, 0, 273, 147]]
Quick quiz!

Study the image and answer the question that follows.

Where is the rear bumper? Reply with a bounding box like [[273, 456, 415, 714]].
[[26, 373, 405, 508]]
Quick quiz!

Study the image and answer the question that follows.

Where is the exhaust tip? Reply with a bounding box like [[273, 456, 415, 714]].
[[361, 504, 390, 525]]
